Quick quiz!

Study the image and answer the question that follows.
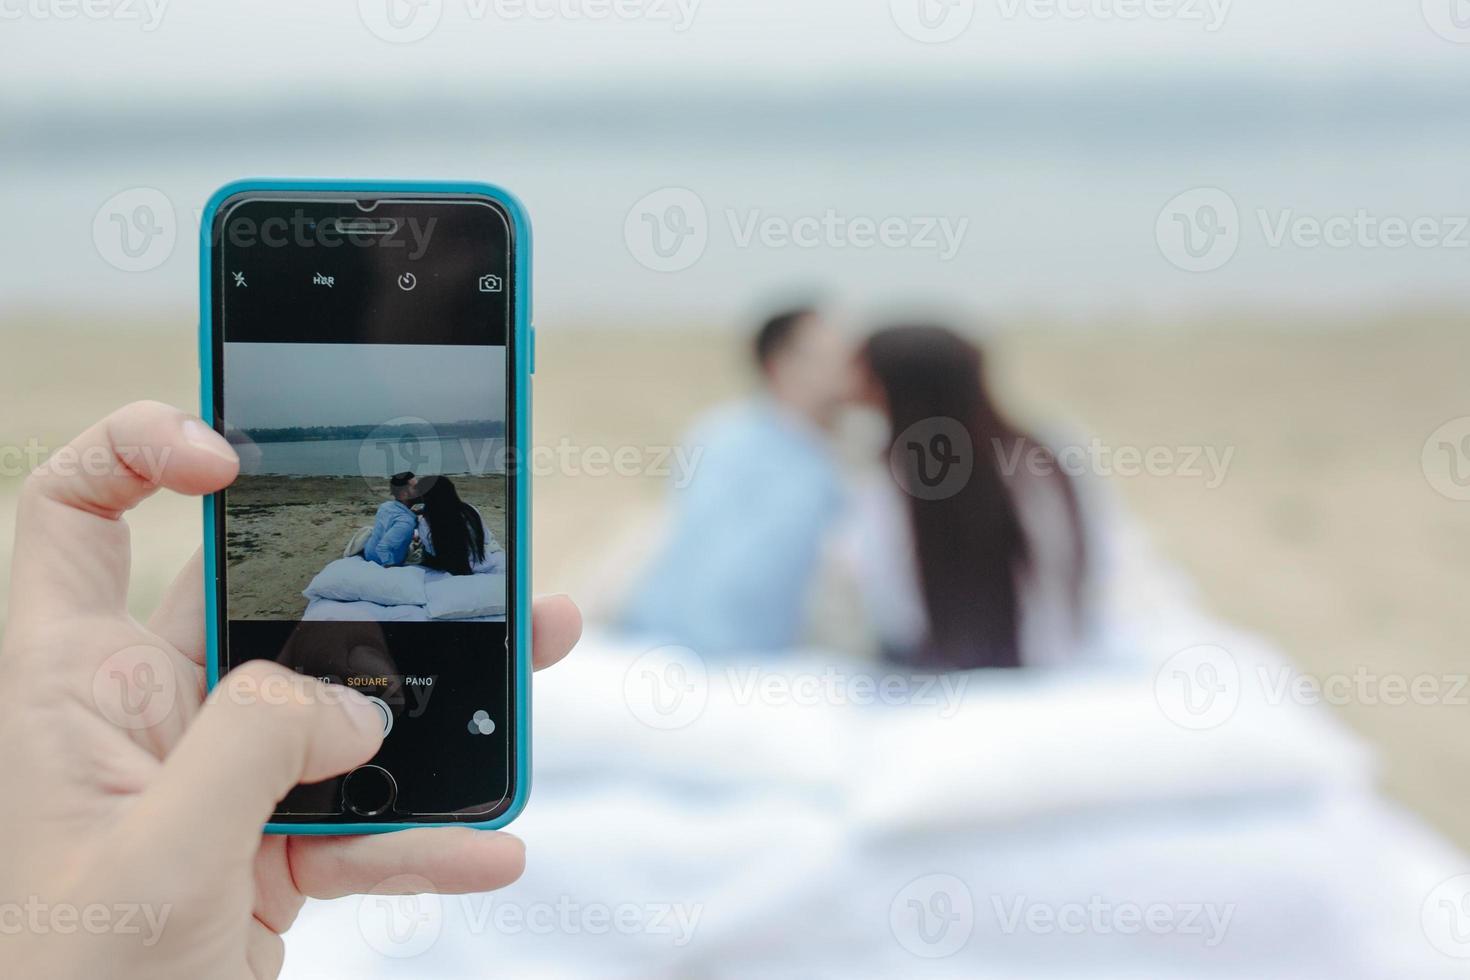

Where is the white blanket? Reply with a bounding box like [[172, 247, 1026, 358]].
[[301, 563, 505, 623], [282, 526, 1467, 978]]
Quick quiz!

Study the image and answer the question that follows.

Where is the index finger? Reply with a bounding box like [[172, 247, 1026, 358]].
[[9, 400, 238, 620]]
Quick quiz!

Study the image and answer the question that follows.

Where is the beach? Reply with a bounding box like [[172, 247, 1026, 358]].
[[0, 314, 1467, 848], [223, 473, 507, 619]]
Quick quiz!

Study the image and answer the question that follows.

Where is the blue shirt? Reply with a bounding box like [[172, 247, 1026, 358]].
[[621, 399, 843, 654], [362, 499, 416, 567]]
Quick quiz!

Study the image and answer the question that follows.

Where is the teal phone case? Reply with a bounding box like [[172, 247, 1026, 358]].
[[200, 179, 533, 834]]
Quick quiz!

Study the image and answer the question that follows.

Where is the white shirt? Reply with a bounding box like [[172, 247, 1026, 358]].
[[839, 463, 1093, 667], [417, 505, 506, 575]]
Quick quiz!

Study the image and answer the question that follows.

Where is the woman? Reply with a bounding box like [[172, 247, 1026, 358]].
[[847, 324, 1090, 670], [415, 475, 506, 576]]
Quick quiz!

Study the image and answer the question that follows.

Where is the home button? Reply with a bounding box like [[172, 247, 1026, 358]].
[[342, 765, 397, 817]]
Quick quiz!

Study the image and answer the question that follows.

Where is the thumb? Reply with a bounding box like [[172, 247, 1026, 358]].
[[134, 661, 384, 865]]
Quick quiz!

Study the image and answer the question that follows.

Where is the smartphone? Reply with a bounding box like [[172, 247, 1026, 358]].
[[200, 180, 532, 833]]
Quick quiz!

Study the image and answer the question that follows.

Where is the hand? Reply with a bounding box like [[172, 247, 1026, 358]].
[[0, 401, 581, 980]]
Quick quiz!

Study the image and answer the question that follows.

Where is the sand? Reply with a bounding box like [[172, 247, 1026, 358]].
[[224, 474, 507, 619], [0, 313, 1467, 850]]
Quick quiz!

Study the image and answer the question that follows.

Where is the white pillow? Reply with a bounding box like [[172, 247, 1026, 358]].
[[302, 557, 427, 607], [303, 597, 429, 622], [426, 573, 506, 620]]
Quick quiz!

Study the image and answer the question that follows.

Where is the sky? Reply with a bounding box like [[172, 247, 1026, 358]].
[[4, 1, 1468, 325], [222, 342, 505, 429], [2, 0, 1467, 108]]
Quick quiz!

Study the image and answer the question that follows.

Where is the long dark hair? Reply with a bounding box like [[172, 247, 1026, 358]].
[[862, 325, 1086, 670], [417, 476, 486, 576]]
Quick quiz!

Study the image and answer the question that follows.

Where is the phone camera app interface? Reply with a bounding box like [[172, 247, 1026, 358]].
[[212, 196, 516, 822]]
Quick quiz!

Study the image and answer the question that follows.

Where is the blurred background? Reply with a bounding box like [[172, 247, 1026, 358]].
[[3, 1, 1470, 976]]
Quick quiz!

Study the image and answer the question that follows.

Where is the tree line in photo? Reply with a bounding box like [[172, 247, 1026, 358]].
[[237, 420, 505, 443]]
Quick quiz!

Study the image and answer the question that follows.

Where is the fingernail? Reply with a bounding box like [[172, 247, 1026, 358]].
[[183, 418, 238, 462], [340, 687, 388, 741]]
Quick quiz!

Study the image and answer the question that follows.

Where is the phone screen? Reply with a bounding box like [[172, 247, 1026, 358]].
[[210, 193, 517, 823]]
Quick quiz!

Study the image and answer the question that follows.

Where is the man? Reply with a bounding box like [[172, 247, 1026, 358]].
[[362, 470, 418, 567], [621, 307, 854, 654]]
